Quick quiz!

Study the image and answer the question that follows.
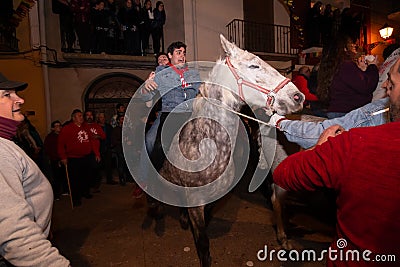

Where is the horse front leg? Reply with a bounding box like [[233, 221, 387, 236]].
[[271, 183, 292, 250], [179, 208, 189, 230], [188, 206, 211, 267]]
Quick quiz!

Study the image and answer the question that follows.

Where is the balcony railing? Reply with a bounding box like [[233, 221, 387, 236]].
[[226, 19, 298, 57], [0, 28, 18, 52]]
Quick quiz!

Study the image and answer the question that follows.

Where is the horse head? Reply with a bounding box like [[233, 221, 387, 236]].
[[219, 34, 304, 115]]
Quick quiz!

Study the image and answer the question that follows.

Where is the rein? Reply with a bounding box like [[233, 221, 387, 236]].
[[199, 96, 271, 126], [225, 56, 290, 106]]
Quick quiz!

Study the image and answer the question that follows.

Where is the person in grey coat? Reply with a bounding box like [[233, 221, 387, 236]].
[[0, 73, 70, 266]]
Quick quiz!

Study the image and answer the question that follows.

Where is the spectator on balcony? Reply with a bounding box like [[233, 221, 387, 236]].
[[91, 0, 108, 54], [118, 0, 141, 55], [317, 35, 378, 119], [339, 8, 363, 42], [305, 1, 322, 47], [320, 4, 333, 47], [105, 0, 121, 54], [152, 1, 166, 54], [71, 0, 92, 53], [52, 0, 76, 53], [140, 0, 155, 56], [331, 8, 341, 39]]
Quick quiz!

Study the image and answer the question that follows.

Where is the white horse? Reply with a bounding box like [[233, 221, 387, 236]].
[[143, 34, 304, 267]]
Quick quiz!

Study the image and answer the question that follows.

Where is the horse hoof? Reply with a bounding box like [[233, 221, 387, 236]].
[[155, 217, 165, 237], [179, 217, 189, 230], [141, 215, 153, 230], [200, 255, 212, 267], [281, 240, 293, 250]]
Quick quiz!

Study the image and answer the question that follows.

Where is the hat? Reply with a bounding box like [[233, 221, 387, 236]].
[[0, 73, 28, 91]]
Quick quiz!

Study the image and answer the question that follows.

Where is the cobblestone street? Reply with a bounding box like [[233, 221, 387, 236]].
[[51, 173, 335, 267]]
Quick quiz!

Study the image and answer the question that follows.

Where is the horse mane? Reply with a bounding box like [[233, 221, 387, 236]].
[[193, 57, 241, 113]]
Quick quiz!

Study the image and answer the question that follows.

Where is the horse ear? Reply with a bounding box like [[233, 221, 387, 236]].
[[220, 34, 236, 57]]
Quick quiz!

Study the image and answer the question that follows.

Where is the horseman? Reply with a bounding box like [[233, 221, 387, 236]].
[[139, 41, 201, 236]]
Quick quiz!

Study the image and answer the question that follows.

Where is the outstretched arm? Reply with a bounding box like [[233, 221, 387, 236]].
[[268, 98, 389, 149]]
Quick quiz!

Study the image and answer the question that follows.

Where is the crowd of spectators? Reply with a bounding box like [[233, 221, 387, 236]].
[[304, 2, 363, 48], [52, 0, 166, 55], [13, 104, 136, 208]]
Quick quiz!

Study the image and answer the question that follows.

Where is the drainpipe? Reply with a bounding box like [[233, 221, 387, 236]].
[[191, 0, 198, 61], [37, 1, 52, 132]]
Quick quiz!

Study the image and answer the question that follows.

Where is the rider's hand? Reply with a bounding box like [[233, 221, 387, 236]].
[[268, 113, 286, 128], [147, 71, 155, 80], [144, 79, 158, 91]]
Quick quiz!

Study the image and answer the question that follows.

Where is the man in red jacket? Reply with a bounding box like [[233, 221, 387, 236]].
[[58, 109, 97, 207], [292, 66, 318, 103], [273, 59, 400, 266]]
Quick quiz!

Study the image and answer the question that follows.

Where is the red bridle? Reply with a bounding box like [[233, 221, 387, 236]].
[[225, 56, 290, 107]]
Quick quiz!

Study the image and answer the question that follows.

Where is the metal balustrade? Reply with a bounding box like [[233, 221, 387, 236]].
[[226, 19, 299, 56]]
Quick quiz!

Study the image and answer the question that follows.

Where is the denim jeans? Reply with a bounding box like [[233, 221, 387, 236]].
[[138, 114, 160, 185]]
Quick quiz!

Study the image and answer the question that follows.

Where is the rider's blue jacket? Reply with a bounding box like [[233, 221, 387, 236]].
[[141, 64, 201, 113]]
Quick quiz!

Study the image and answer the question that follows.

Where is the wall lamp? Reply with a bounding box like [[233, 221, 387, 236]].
[[379, 23, 394, 39]]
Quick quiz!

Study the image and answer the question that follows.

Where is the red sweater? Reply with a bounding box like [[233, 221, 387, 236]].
[[273, 122, 400, 267], [58, 122, 97, 159], [83, 122, 105, 158], [292, 74, 318, 102]]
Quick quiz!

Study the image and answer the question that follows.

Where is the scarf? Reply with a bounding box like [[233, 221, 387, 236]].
[[0, 116, 21, 140], [168, 62, 191, 88]]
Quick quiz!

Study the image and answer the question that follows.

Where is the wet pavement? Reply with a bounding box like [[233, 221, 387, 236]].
[[51, 172, 335, 267]]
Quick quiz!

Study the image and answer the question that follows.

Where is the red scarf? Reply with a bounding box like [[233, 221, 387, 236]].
[[168, 62, 190, 88], [0, 116, 21, 140]]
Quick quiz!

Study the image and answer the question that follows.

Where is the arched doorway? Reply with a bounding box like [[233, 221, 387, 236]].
[[84, 72, 144, 122]]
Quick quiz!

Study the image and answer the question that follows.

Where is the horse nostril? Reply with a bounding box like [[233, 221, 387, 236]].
[[293, 93, 303, 104]]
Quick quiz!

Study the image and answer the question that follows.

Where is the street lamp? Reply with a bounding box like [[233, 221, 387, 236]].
[[379, 23, 394, 39]]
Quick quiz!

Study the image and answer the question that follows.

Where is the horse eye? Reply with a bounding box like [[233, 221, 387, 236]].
[[249, 65, 259, 69]]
